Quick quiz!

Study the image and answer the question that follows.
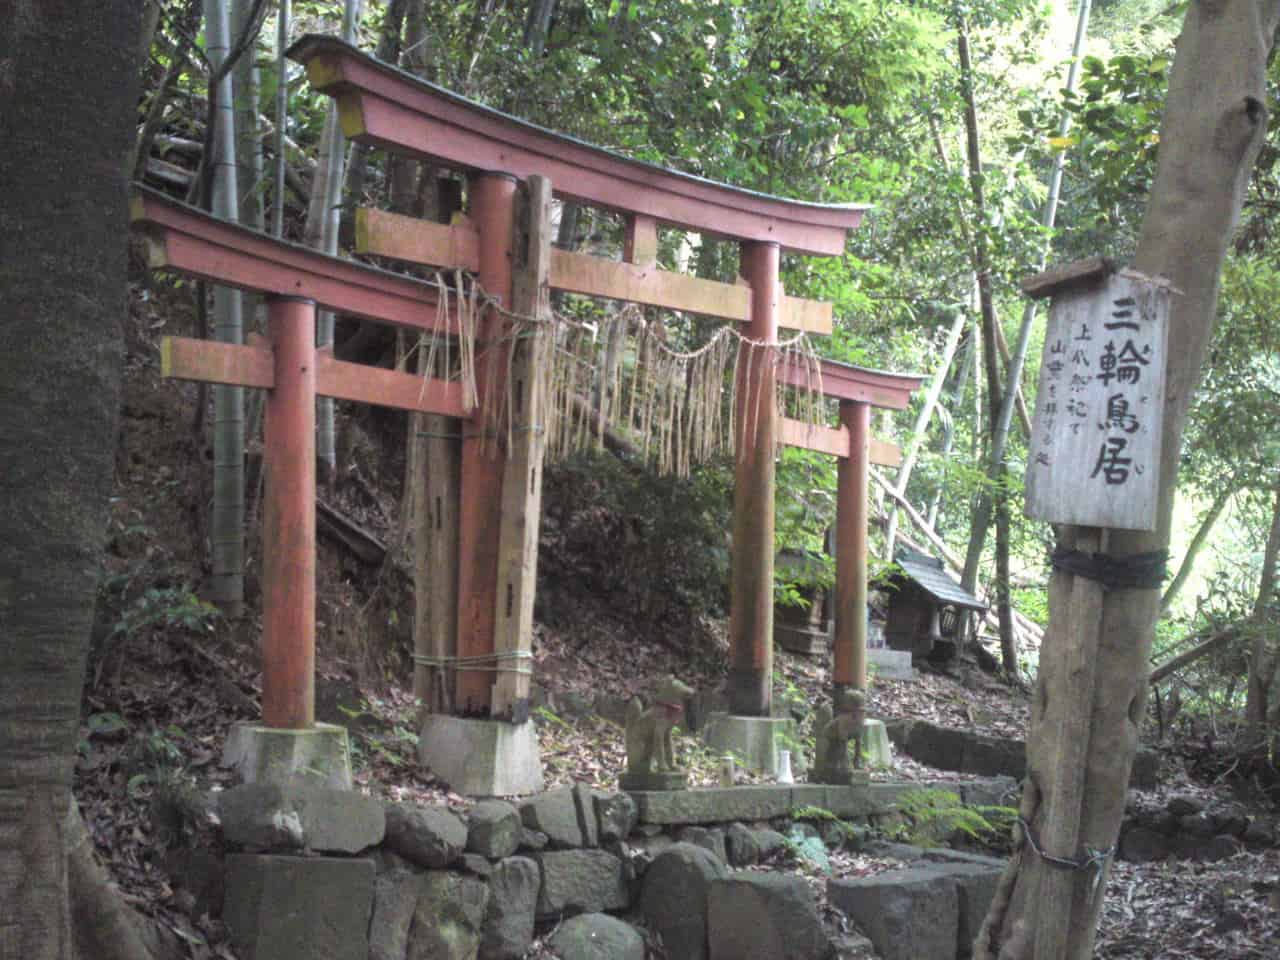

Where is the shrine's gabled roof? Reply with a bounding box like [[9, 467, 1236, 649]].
[[893, 549, 987, 611], [288, 34, 869, 256]]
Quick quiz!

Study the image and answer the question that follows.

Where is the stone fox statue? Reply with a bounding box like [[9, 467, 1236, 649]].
[[625, 676, 695, 775], [811, 688, 866, 784]]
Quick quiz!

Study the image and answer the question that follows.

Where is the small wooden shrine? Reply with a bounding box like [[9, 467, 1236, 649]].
[[881, 549, 986, 662]]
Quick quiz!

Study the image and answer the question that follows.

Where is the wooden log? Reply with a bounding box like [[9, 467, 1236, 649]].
[[316, 499, 386, 565], [490, 175, 553, 721]]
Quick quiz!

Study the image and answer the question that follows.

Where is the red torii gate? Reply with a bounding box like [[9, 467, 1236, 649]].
[[133, 34, 923, 787]]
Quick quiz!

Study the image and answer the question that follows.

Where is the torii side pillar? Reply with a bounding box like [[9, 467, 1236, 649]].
[[834, 399, 871, 693]]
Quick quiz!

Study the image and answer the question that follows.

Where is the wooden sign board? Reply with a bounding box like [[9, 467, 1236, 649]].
[[1025, 270, 1170, 531]]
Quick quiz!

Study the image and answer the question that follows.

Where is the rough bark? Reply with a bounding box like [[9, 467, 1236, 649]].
[[976, 4, 1280, 958], [0, 1, 150, 957]]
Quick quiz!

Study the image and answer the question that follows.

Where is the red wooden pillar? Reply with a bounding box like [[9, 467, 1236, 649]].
[[834, 399, 871, 691], [262, 296, 317, 729], [729, 241, 780, 716], [456, 173, 516, 714]]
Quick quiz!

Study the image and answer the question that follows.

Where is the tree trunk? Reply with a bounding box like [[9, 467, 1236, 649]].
[[0, 1, 157, 956], [1160, 482, 1235, 612], [954, 18, 1015, 662], [976, 4, 1280, 958], [1244, 480, 1280, 735]]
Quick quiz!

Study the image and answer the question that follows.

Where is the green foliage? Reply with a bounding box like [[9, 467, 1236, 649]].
[[893, 788, 1016, 848], [540, 451, 731, 629], [111, 586, 221, 641]]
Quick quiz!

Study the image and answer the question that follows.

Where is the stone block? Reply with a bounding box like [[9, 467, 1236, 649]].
[[631, 785, 793, 825], [701, 713, 789, 775], [221, 722, 353, 790], [480, 856, 539, 960], [904, 722, 969, 773], [639, 843, 728, 960], [533, 849, 629, 918], [708, 873, 831, 960], [520, 786, 583, 849], [958, 777, 1020, 810], [467, 800, 521, 860], [593, 791, 637, 842], [1130, 747, 1160, 790], [573, 783, 599, 848], [775, 623, 830, 657], [923, 862, 1003, 957], [217, 781, 384, 854], [408, 871, 490, 959], [827, 866, 959, 960], [548, 913, 645, 960], [369, 870, 422, 960], [417, 715, 544, 797], [962, 735, 1025, 779], [223, 854, 373, 960], [675, 825, 727, 864], [867, 648, 914, 681], [384, 803, 467, 869]]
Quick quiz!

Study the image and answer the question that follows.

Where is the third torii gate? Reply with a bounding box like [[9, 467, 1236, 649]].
[[139, 33, 924, 793]]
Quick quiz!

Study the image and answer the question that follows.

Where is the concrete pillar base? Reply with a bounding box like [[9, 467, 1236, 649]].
[[418, 715, 544, 797], [221, 722, 354, 790], [701, 713, 793, 776]]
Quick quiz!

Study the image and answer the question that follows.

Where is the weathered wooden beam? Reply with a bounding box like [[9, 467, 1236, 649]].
[[348, 204, 833, 333], [161, 336, 274, 389], [159, 335, 468, 416], [777, 417, 903, 467], [315, 347, 468, 417], [355, 206, 480, 272], [317, 499, 386, 565], [131, 186, 456, 334], [779, 356, 925, 410], [290, 35, 866, 257], [551, 248, 749, 320], [490, 175, 553, 721]]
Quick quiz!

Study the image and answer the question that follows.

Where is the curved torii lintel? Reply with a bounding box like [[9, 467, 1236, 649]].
[[287, 34, 868, 257]]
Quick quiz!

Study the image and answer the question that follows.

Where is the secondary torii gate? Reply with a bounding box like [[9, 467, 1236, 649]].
[[134, 33, 923, 792]]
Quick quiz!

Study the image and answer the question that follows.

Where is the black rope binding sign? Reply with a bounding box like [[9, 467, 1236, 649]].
[[1049, 548, 1168, 591]]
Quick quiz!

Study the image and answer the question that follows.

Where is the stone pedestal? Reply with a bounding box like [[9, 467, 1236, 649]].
[[701, 714, 791, 776], [863, 719, 893, 769], [221, 722, 353, 790], [417, 715, 544, 796]]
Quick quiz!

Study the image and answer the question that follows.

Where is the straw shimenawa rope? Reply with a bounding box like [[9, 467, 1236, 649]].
[[403, 273, 826, 476]]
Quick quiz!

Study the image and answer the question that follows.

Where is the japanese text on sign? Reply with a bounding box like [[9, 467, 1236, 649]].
[[1025, 271, 1169, 531]]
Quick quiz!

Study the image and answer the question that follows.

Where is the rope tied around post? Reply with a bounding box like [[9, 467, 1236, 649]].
[[411, 650, 535, 675], [1049, 547, 1168, 591]]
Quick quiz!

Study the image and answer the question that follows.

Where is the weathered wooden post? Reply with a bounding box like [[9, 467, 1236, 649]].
[[262, 295, 318, 729], [834, 399, 871, 692], [729, 240, 780, 717], [456, 172, 517, 715]]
